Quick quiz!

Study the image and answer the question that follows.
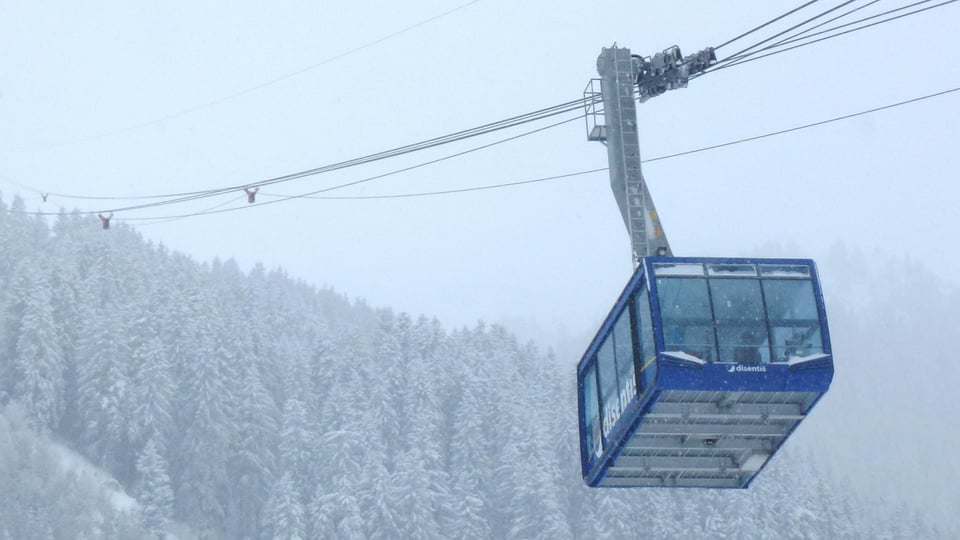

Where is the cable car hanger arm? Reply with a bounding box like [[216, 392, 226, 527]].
[[587, 44, 715, 263]]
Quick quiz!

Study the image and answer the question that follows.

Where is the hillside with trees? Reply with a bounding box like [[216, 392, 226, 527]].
[[0, 194, 953, 538]]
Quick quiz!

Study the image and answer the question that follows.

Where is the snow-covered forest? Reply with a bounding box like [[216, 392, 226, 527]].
[[0, 194, 955, 539]]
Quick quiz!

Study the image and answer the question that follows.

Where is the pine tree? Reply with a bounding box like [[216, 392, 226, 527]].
[[227, 361, 278, 540], [370, 311, 406, 463], [391, 446, 443, 539], [278, 396, 311, 495], [47, 246, 90, 439], [310, 366, 370, 538], [359, 445, 402, 539], [12, 269, 64, 430], [129, 332, 174, 451], [136, 434, 174, 538], [501, 426, 571, 540], [76, 305, 133, 475], [262, 471, 305, 540], [394, 346, 450, 537], [334, 488, 367, 540], [306, 486, 336, 540], [173, 322, 238, 531]]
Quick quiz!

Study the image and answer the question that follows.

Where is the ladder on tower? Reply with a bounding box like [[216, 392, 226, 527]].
[[585, 44, 715, 263]]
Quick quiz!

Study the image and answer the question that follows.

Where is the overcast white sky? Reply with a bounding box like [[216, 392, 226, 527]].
[[1, 0, 958, 350]]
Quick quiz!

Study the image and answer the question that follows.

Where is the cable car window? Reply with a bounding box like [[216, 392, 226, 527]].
[[657, 277, 716, 362], [759, 264, 811, 278], [709, 278, 770, 363], [582, 363, 602, 461], [762, 279, 824, 362], [652, 263, 704, 277], [613, 308, 636, 406], [596, 335, 619, 438], [707, 263, 757, 276], [635, 288, 656, 392]]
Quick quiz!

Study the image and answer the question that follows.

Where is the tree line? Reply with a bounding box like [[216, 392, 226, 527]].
[[0, 194, 948, 539]]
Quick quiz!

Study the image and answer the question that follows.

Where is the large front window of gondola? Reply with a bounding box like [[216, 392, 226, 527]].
[[709, 278, 770, 363], [655, 264, 824, 364], [656, 277, 715, 362], [762, 279, 824, 361]]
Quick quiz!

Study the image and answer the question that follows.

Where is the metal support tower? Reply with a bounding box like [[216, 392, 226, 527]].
[[585, 44, 714, 264]]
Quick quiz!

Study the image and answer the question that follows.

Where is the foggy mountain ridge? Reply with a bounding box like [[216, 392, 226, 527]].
[[0, 196, 956, 538]]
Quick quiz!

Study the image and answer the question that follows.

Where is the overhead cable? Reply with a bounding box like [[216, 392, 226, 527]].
[[642, 87, 960, 163], [702, 0, 955, 76], [714, 0, 820, 50], [115, 85, 960, 219], [20, 95, 596, 207], [713, 0, 858, 67], [269, 168, 609, 200], [748, 0, 882, 54], [24, 110, 589, 220], [718, 0, 935, 65]]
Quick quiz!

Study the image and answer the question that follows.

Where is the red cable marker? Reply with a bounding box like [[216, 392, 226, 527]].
[[98, 212, 113, 230]]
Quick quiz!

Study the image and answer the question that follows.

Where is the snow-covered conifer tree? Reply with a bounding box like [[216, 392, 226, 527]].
[[136, 434, 174, 538], [13, 269, 64, 430], [262, 471, 305, 540]]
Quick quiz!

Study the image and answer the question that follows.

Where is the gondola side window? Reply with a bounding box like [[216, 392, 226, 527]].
[[582, 364, 602, 461], [613, 308, 636, 406], [597, 307, 636, 440], [709, 278, 770, 363], [762, 279, 823, 362], [657, 277, 716, 362], [635, 288, 656, 392], [596, 334, 619, 440]]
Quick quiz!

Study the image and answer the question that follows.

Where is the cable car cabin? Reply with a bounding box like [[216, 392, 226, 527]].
[[577, 257, 833, 488]]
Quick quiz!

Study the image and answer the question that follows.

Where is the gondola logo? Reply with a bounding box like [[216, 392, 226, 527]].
[[727, 364, 767, 373], [601, 376, 637, 439]]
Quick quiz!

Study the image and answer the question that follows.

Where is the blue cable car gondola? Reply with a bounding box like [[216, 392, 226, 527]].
[[577, 257, 833, 488], [578, 45, 833, 487]]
